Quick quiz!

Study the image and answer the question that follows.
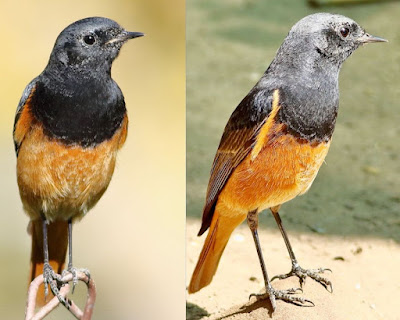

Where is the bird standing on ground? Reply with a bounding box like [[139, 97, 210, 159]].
[[188, 13, 386, 309], [14, 17, 143, 305]]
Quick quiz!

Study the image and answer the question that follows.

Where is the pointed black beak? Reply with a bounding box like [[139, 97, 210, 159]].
[[106, 31, 144, 45], [123, 31, 145, 40], [357, 33, 388, 44]]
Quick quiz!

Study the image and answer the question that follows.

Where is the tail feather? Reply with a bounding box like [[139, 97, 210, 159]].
[[188, 210, 245, 294], [29, 220, 68, 306]]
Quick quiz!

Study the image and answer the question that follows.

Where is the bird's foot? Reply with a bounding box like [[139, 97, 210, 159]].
[[43, 262, 68, 306], [249, 286, 314, 310], [62, 267, 91, 294], [271, 263, 332, 292]]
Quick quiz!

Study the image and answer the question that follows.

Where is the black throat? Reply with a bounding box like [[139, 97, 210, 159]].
[[31, 70, 126, 147], [264, 45, 340, 143], [277, 81, 339, 143]]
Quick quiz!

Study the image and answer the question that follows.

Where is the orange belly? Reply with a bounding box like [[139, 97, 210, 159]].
[[217, 126, 330, 218], [16, 116, 128, 222]]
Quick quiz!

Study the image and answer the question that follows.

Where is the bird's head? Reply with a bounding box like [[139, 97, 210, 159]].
[[47, 17, 144, 75]]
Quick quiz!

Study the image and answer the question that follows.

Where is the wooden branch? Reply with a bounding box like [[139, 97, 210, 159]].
[[25, 271, 96, 320]]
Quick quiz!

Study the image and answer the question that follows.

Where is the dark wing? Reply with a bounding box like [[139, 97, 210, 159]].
[[13, 78, 38, 156], [198, 88, 275, 235]]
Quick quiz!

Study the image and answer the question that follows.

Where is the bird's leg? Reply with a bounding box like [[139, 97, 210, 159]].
[[63, 218, 90, 293], [68, 218, 73, 271], [270, 207, 332, 292], [247, 209, 314, 310], [41, 216, 66, 305], [66, 218, 78, 293]]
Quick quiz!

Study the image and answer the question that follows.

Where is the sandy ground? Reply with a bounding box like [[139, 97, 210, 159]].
[[186, 219, 400, 320]]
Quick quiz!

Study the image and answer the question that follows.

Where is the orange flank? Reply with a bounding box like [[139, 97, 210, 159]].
[[13, 90, 36, 149], [250, 89, 280, 161]]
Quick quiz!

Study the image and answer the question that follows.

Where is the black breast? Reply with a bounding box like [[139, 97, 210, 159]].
[[31, 78, 126, 147], [277, 85, 339, 142]]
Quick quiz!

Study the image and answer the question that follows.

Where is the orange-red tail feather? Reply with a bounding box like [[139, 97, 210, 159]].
[[189, 209, 245, 294], [29, 220, 68, 306]]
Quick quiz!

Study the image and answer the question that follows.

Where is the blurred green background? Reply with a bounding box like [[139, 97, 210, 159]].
[[0, 0, 184, 319], [187, 0, 400, 241]]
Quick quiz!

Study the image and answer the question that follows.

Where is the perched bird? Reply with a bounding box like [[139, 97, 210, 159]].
[[188, 13, 386, 309], [13, 17, 143, 305]]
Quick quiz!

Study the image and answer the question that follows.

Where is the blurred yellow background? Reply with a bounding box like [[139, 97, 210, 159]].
[[0, 0, 185, 319]]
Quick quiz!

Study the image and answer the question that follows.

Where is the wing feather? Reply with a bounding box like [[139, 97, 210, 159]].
[[13, 78, 38, 156], [198, 88, 276, 235]]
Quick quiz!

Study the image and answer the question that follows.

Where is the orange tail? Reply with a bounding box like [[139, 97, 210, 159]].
[[29, 220, 68, 306], [188, 209, 245, 294]]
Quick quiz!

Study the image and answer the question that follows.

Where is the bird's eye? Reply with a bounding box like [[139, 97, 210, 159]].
[[83, 35, 96, 45], [340, 27, 350, 38]]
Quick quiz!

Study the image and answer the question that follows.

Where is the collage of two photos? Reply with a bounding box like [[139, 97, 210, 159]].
[[0, 0, 399, 319]]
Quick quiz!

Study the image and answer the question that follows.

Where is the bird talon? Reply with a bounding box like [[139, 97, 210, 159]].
[[326, 282, 333, 293], [69, 267, 78, 294], [249, 292, 265, 301], [43, 262, 68, 304], [272, 264, 332, 292], [304, 299, 315, 307], [249, 287, 315, 309], [271, 273, 289, 282], [61, 266, 91, 293], [289, 287, 303, 294], [43, 279, 49, 299], [80, 268, 91, 281]]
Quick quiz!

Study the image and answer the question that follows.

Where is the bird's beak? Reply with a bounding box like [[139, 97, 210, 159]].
[[357, 33, 388, 44], [106, 31, 144, 45], [122, 31, 145, 40]]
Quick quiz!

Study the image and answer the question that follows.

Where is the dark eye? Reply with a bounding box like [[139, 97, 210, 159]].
[[340, 27, 350, 38], [83, 35, 96, 45]]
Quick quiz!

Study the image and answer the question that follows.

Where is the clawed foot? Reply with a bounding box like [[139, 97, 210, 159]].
[[271, 263, 333, 292], [62, 267, 91, 294], [43, 263, 69, 306], [43, 263, 91, 307], [249, 286, 314, 310]]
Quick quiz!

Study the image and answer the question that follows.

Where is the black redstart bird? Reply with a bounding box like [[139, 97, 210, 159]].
[[188, 13, 386, 309], [13, 17, 143, 305]]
